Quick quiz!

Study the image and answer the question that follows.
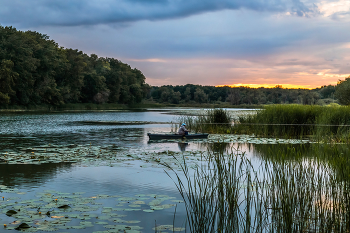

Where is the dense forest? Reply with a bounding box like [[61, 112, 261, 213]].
[[150, 84, 337, 105], [0, 26, 347, 108], [0, 26, 150, 106]]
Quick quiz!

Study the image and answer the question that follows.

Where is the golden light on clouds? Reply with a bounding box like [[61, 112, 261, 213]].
[[318, 0, 350, 17], [130, 56, 350, 88], [317, 71, 350, 80]]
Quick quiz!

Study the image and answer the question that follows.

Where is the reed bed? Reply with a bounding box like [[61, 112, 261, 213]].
[[315, 106, 350, 142], [236, 104, 350, 141], [165, 146, 350, 232], [175, 109, 234, 134], [164, 150, 269, 233], [236, 104, 323, 137]]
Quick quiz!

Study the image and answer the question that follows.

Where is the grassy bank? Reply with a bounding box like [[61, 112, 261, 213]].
[[235, 104, 350, 142]]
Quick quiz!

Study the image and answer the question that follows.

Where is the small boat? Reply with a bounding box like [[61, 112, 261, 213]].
[[147, 133, 209, 140]]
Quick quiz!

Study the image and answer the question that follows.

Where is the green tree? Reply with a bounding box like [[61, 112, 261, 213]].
[[170, 91, 181, 104], [0, 59, 18, 104], [27, 31, 65, 105], [184, 87, 192, 102], [319, 85, 336, 99], [0, 25, 149, 106], [105, 58, 122, 103], [160, 87, 171, 102], [81, 55, 110, 103], [335, 77, 350, 105], [227, 88, 241, 105], [56, 49, 87, 103], [0, 26, 38, 105], [194, 88, 208, 103]]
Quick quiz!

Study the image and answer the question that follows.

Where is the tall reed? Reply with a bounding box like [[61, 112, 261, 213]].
[[315, 106, 350, 142], [164, 150, 269, 233], [237, 104, 323, 137], [236, 104, 350, 141], [165, 146, 350, 232], [176, 109, 233, 134]]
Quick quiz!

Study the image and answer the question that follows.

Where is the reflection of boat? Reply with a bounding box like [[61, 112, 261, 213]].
[[178, 142, 189, 152], [147, 133, 209, 140]]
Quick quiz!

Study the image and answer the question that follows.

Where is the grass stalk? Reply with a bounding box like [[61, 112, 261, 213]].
[[165, 145, 350, 232]]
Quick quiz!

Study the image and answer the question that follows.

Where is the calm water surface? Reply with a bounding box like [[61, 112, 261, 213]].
[[0, 109, 276, 232]]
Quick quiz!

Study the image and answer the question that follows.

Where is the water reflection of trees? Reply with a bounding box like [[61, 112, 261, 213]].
[[0, 163, 72, 188]]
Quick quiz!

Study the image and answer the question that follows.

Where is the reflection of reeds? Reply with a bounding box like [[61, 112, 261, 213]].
[[268, 158, 350, 232], [164, 148, 350, 232]]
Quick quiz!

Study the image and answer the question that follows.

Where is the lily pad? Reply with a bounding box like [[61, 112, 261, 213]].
[[6, 209, 18, 216], [15, 222, 31, 230]]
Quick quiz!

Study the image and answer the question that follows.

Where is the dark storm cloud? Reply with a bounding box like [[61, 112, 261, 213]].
[[0, 0, 311, 27]]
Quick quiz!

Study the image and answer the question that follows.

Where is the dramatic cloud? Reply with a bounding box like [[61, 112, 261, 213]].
[[0, 0, 349, 88], [0, 0, 312, 27]]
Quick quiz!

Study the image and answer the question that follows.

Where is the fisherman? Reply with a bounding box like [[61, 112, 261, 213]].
[[178, 123, 190, 136]]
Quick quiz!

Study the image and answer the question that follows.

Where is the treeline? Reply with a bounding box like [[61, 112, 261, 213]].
[[0, 26, 149, 106], [150, 84, 336, 105]]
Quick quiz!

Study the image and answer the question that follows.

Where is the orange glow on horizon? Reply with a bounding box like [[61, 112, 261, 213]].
[[216, 83, 315, 89]]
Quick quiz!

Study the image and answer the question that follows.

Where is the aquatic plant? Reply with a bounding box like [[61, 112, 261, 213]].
[[165, 147, 350, 232], [314, 105, 350, 142], [236, 104, 322, 137], [236, 104, 350, 142], [176, 108, 234, 134], [164, 150, 269, 232], [0, 187, 181, 232]]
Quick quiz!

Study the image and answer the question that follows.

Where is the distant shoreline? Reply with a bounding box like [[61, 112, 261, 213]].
[[0, 102, 261, 112]]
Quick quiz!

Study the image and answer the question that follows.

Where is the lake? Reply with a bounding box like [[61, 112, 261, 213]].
[[0, 108, 340, 232]]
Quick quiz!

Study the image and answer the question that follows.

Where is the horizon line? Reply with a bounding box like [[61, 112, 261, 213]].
[[215, 83, 325, 89]]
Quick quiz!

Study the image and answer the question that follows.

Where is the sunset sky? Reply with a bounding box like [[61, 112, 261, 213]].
[[1, 0, 350, 88]]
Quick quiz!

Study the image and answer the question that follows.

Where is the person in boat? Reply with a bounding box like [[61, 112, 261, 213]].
[[178, 123, 190, 136]]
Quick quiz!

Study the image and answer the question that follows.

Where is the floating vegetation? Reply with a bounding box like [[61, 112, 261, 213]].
[[153, 224, 186, 232], [0, 188, 181, 232], [78, 121, 171, 125], [149, 134, 311, 144], [0, 134, 312, 174], [207, 134, 311, 144], [0, 144, 125, 165]]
